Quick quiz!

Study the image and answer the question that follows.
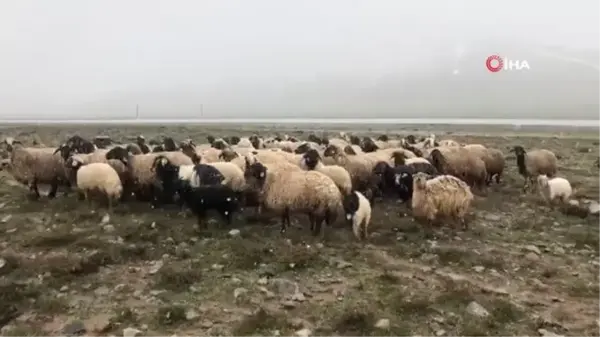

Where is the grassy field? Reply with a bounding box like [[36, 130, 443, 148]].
[[0, 124, 598, 336]]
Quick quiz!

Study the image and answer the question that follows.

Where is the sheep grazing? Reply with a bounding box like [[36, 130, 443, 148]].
[[3, 138, 70, 199], [537, 175, 573, 205], [411, 172, 474, 237], [301, 149, 352, 196], [69, 160, 123, 212], [244, 161, 342, 236], [342, 191, 372, 240], [510, 146, 558, 192]]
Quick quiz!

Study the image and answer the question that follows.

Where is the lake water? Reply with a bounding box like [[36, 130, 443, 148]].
[[0, 118, 597, 127]]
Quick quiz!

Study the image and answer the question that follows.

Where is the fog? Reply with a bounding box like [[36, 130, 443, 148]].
[[0, 1, 598, 120]]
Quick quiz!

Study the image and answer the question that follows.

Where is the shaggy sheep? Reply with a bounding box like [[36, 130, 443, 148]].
[[411, 172, 474, 237], [510, 146, 558, 192], [342, 191, 372, 240], [3, 138, 70, 199], [301, 149, 352, 195], [244, 160, 342, 236], [429, 148, 487, 192], [537, 175, 573, 205], [69, 160, 123, 212]]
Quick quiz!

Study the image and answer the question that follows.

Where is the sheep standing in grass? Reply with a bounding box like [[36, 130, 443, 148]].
[[411, 172, 474, 237], [342, 191, 372, 240], [69, 160, 123, 212], [301, 149, 352, 196], [510, 146, 558, 192], [537, 175, 573, 205], [2, 138, 70, 199], [244, 160, 342, 236]]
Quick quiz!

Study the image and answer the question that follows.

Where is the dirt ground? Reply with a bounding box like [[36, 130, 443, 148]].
[[0, 124, 598, 336]]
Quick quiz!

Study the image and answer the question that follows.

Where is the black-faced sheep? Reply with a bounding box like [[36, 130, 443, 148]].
[[342, 190, 372, 240], [411, 172, 474, 237], [510, 146, 558, 192], [244, 161, 342, 236]]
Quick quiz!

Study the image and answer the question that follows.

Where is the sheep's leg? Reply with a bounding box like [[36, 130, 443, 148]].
[[196, 212, 207, 229], [222, 210, 233, 226], [308, 213, 315, 232], [280, 208, 290, 233], [495, 173, 501, 184], [48, 178, 59, 199], [29, 179, 41, 199], [108, 196, 113, 214]]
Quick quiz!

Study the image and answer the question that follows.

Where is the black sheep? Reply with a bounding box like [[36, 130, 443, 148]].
[[177, 182, 241, 228], [372, 162, 415, 201], [192, 164, 224, 186]]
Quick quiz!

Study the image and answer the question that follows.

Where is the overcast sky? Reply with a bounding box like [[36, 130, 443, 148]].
[[0, 1, 598, 119]]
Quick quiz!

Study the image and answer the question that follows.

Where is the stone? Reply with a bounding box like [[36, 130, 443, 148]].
[[336, 260, 353, 269], [466, 301, 489, 318], [234, 287, 248, 300], [271, 278, 299, 296], [374, 318, 390, 329], [94, 286, 110, 296], [84, 314, 112, 332], [538, 328, 564, 337], [291, 292, 306, 302], [148, 260, 164, 275], [524, 245, 542, 255], [123, 327, 143, 337], [103, 224, 115, 233], [294, 328, 312, 337], [436, 329, 447, 336], [186, 309, 200, 320], [63, 320, 86, 335], [525, 252, 540, 261], [473, 266, 485, 273], [281, 300, 296, 309], [100, 214, 110, 224], [1, 215, 12, 223], [228, 229, 241, 237], [257, 277, 268, 285]]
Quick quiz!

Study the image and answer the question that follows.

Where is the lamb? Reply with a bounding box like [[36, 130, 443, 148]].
[[244, 160, 342, 236], [342, 191, 372, 240], [69, 160, 123, 212], [411, 172, 474, 237], [3, 138, 70, 199], [428, 148, 487, 192], [537, 175, 573, 205], [176, 181, 241, 228], [300, 149, 352, 195], [510, 146, 558, 192]]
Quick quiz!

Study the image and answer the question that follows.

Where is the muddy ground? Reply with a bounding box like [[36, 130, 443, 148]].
[[0, 124, 598, 336]]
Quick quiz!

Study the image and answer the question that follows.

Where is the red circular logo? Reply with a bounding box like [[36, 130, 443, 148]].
[[486, 55, 503, 72]]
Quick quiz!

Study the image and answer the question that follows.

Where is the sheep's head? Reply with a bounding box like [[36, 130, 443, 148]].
[[93, 136, 112, 149], [510, 146, 526, 156], [206, 135, 216, 145], [152, 145, 164, 153], [404, 135, 416, 144], [179, 143, 197, 160], [361, 138, 378, 153], [294, 142, 312, 154], [307, 134, 321, 145], [373, 161, 390, 178], [428, 149, 446, 172], [66, 156, 85, 172], [288, 136, 298, 143], [106, 146, 129, 165], [413, 172, 429, 189], [343, 145, 357, 155], [136, 135, 146, 145], [302, 149, 321, 170], [349, 135, 360, 146], [212, 138, 229, 150], [148, 139, 161, 146], [53, 144, 71, 161], [2, 137, 22, 152], [323, 144, 340, 157], [537, 174, 549, 188], [342, 192, 360, 222], [162, 137, 177, 151], [321, 137, 330, 146], [229, 136, 241, 145], [126, 144, 143, 155], [377, 134, 389, 142], [219, 149, 239, 162], [249, 134, 263, 149], [244, 162, 267, 190], [391, 151, 407, 166], [189, 153, 202, 165], [394, 170, 413, 194], [0, 158, 11, 171], [152, 155, 178, 178], [405, 145, 423, 157]]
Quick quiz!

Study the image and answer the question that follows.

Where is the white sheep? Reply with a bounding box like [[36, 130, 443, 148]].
[[342, 190, 372, 240], [537, 175, 573, 205], [411, 172, 473, 236], [70, 160, 123, 212], [301, 149, 352, 195]]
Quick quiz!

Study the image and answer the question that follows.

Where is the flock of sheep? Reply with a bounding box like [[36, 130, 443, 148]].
[[0, 131, 583, 239]]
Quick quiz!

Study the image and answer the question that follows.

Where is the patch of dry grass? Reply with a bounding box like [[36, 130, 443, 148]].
[[0, 124, 597, 336]]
